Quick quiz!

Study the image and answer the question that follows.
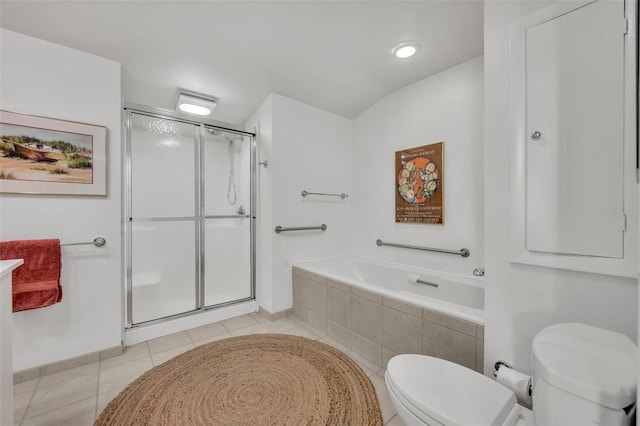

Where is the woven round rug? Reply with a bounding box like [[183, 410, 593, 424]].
[[96, 333, 383, 425]]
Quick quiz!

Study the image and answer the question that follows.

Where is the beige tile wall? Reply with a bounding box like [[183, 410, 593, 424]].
[[292, 266, 484, 373]]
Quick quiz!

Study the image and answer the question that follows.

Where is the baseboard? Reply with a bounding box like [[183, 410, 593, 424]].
[[13, 344, 124, 384], [15, 307, 291, 383], [258, 306, 292, 321]]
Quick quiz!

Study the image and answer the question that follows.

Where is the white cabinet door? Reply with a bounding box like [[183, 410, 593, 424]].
[[525, 0, 625, 258]]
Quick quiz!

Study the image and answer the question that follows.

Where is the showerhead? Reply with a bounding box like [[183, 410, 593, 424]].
[[226, 135, 243, 145], [206, 128, 242, 145]]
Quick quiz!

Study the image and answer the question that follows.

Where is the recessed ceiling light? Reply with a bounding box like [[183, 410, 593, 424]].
[[176, 92, 217, 116], [391, 42, 418, 59]]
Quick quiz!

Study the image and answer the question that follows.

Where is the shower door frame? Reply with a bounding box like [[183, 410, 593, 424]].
[[123, 105, 256, 329]]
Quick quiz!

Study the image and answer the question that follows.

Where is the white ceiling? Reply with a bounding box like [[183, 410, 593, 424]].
[[0, 1, 484, 126]]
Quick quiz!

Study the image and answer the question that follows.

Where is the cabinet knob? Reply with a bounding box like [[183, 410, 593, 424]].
[[531, 131, 542, 140]]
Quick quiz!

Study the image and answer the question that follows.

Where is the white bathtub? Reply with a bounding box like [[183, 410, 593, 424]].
[[294, 255, 484, 325]]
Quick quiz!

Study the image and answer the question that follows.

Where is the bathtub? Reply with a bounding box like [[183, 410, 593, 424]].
[[293, 255, 484, 325], [291, 255, 485, 371]]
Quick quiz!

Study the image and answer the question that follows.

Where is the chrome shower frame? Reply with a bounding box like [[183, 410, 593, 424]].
[[122, 104, 257, 329]]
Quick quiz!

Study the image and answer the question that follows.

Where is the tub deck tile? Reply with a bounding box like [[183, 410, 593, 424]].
[[351, 295, 382, 344], [307, 280, 328, 317], [327, 287, 351, 329], [292, 266, 308, 277], [422, 307, 477, 337], [307, 271, 328, 285], [422, 320, 476, 371], [476, 338, 484, 373], [351, 333, 382, 368], [306, 310, 328, 336], [352, 286, 383, 304], [327, 321, 352, 350], [382, 307, 422, 355], [383, 297, 422, 318], [327, 278, 352, 293]]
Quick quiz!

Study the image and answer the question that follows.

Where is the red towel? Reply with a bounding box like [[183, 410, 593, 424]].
[[0, 239, 62, 312]]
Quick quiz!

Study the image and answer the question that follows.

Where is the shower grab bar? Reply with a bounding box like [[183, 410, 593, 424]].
[[275, 224, 327, 234], [301, 190, 348, 200], [61, 237, 106, 247], [203, 215, 251, 219], [376, 239, 470, 258]]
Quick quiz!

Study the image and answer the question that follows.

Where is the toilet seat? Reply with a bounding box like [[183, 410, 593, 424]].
[[386, 355, 520, 426]]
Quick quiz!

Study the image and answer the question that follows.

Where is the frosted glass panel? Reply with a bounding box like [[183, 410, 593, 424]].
[[203, 128, 250, 216], [126, 112, 253, 327], [203, 219, 251, 307], [131, 220, 196, 324], [131, 114, 197, 218]]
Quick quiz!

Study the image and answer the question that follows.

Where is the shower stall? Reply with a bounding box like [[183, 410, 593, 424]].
[[123, 108, 256, 330]]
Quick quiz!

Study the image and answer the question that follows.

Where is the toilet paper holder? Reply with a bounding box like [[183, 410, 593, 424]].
[[494, 360, 532, 405], [493, 360, 512, 378]]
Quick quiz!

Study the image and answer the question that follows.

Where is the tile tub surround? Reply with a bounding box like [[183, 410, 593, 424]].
[[293, 267, 485, 373]]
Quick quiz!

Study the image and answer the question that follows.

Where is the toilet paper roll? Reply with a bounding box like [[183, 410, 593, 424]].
[[496, 366, 532, 405]]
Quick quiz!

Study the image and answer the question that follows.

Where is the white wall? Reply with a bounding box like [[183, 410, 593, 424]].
[[246, 95, 274, 313], [352, 57, 484, 275], [484, 1, 637, 375], [247, 93, 353, 314], [0, 29, 122, 371]]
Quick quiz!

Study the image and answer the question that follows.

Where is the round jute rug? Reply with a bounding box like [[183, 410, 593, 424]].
[[95, 333, 383, 425]]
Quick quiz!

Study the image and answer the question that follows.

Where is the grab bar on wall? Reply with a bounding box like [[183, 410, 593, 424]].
[[301, 190, 348, 200], [275, 224, 327, 234], [61, 237, 106, 247], [204, 215, 251, 219], [376, 239, 470, 258]]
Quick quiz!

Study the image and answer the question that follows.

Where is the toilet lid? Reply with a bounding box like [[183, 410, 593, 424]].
[[386, 355, 517, 426]]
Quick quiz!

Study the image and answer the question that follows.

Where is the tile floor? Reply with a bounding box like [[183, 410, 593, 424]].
[[13, 313, 405, 425]]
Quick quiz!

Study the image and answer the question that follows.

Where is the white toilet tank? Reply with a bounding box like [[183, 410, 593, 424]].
[[531, 323, 637, 426]]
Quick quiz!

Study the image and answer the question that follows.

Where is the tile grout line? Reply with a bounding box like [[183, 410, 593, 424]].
[[385, 414, 398, 425], [220, 321, 234, 335], [186, 328, 197, 346], [94, 359, 101, 421], [23, 394, 97, 423], [18, 375, 41, 426]]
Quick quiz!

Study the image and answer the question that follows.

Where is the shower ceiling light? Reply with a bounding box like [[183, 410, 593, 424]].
[[391, 42, 418, 59], [176, 92, 217, 116]]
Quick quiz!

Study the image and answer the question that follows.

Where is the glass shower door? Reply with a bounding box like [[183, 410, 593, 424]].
[[129, 113, 199, 324], [202, 127, 252, 307]]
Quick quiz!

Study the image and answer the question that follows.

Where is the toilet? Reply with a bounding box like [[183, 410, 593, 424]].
[[385, 323, 638, 426]]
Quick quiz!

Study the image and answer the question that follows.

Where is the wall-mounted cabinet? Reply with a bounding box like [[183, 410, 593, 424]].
[[509, 0, 637, 277]]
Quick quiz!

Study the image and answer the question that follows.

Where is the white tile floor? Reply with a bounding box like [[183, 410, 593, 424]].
[[13, 313, 405, 425]]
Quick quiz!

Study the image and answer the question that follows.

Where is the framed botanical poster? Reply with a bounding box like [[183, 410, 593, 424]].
[[0, 110, 107, 195], [395, 142, 444, 224]]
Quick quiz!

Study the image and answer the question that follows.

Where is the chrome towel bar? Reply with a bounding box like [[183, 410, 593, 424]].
[[61, 237, 106, 247], [275, 224, 327, 234], [301, 190, 348, 200], [376, 239, 469, 258]]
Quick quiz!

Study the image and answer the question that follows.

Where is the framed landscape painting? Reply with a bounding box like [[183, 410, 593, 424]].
[[0, 110, 107, 195]]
